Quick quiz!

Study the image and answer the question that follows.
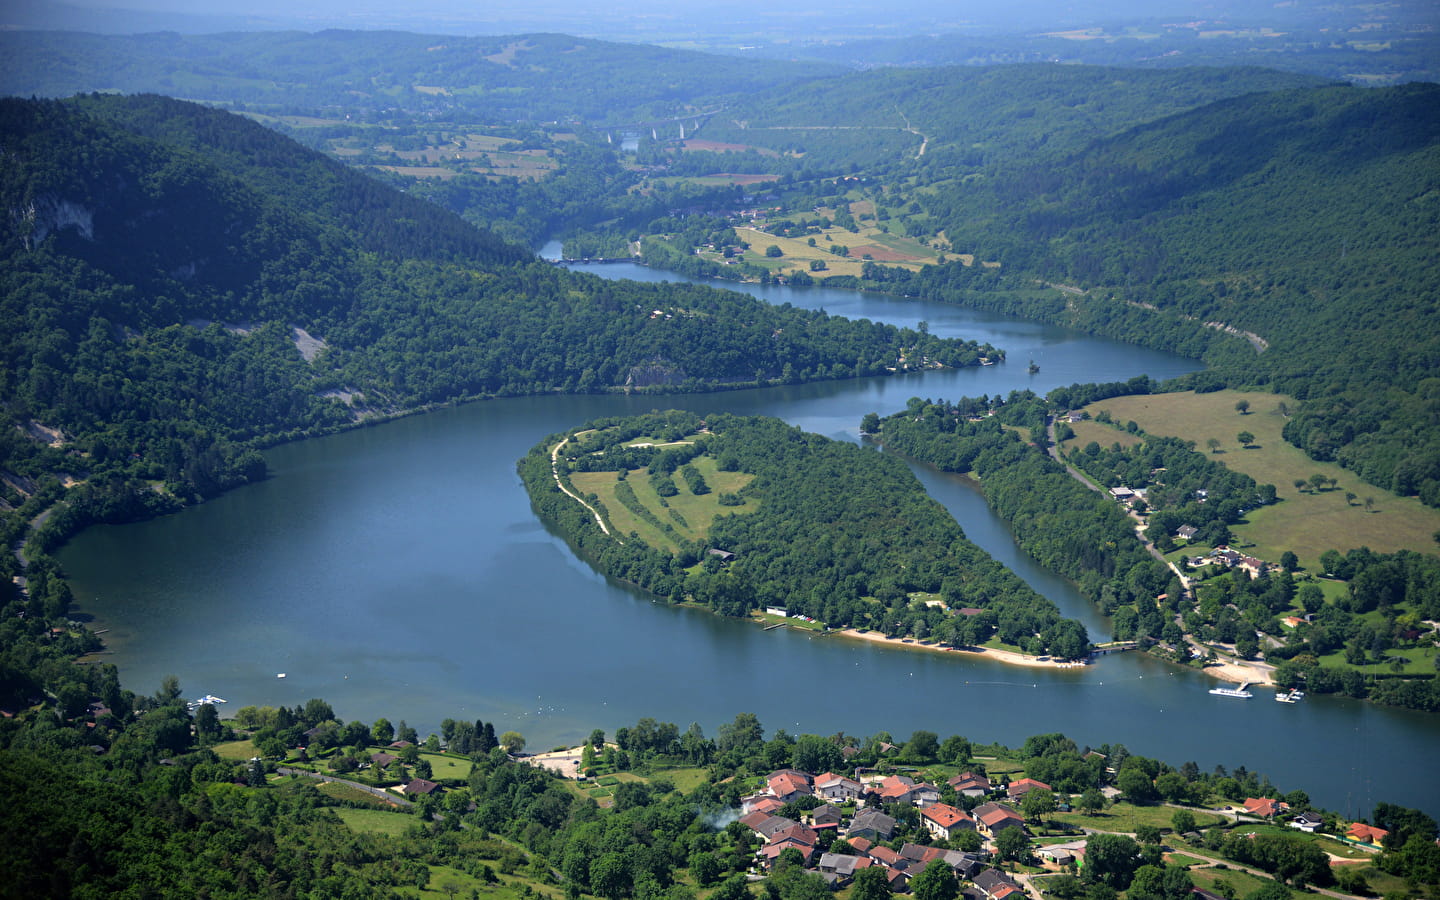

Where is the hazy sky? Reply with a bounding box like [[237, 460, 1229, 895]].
[[22, 0, 1293, 39]]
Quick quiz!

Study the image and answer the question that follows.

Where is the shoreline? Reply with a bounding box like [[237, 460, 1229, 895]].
[[830, 627, 1087, 669]]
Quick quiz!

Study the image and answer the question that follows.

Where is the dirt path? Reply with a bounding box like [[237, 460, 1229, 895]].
[[551, 431, 621, 543]]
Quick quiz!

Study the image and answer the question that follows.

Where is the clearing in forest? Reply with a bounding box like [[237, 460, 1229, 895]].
[[568, 453, 755, 553], [1076, 389, 1440, 566]]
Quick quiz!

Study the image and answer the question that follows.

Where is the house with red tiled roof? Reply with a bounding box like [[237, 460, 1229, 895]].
[[759, 839, 815, 867], [973, 802, 1025, 837], [869, 846, 905, 868], [921, 803, 977, 841], [949, 771, 992, 797], [742, 794, 785, 816], [1007, 778, 1052, 800], [1346, 822, 1389, 845], [768, 772, 813, 802], [815, 771, 866, 802], [1243, 797, 1288, 819]]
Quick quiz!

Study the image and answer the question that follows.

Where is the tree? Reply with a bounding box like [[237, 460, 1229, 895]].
[[1235, 400, 1250, 415], [154, 675, 182, 705], [765, 245, 782, 257], [1022, 788, 1057, 823], [1207, 438, 1221, 453], [1172, 809, 1197, 835], [1128, 865, 1193, 900], [713, 874, 753, 900], [1364, 496, 1375, 512], [1279, 551, 1298, 572], [1245, 882, 1290, 900], [1084, 833, 1142, 888], [851, 867, 890, 900], [861, 412, 881, 434], [1345, 492, 1357, 506], [995, 826, 1030, 863], [910, 860, 959, 900], [1117, 768, 1158, 804], [1235, 633, 1259, 660], [194, 703, 222, 743], [499, 731, 526, 754], [1079, 788, 1106, 815], [372, 718, 394, 745], [1309, 473, 1328, 492], [689, 852, 721, 886], [904, 730, 940, 763], [939, 734, 972, 765], [590, 851, 629, 900], [1134, 825, 1162, 845], [1237, 431, 1254, 448]]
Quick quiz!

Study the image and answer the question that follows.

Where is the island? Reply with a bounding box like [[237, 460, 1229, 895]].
[[518, 410, 1091, 662]]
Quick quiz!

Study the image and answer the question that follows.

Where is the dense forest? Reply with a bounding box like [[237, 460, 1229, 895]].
[[870, 394, 1440, 713], [0, 94, 998, 562], [519, 411, 1090, 659]]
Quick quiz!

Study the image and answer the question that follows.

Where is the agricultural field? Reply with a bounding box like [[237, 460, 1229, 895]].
[[1076, 390, 1440, 567], [1051, 802, 1227, 833], [569, 454, 755, 554], [210, 739, 259, 760]]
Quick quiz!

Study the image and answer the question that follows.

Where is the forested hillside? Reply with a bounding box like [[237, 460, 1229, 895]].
[[0, 94, 993, 551], [0, 29, 836, 124]]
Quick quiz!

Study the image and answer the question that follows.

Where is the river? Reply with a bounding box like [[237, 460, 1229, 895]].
[[59, 250, 1439, 818]]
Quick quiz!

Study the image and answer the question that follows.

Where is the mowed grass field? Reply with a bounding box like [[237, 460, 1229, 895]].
[[1077, 390, 1440, 567], [730, 222, 937, 280], [334, 807, 417, 836], [569, 453, 756, 554]]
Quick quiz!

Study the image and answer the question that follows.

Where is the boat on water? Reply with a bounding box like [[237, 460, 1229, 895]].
[[1276, 689, 1306, 703], [1210, 681, 1253, 698]]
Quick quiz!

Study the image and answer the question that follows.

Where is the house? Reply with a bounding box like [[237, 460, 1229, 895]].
[[876, 774, 940, 806], [900, 843, 947, 867], [371, 752, 400, 768], [973, 802, 1025, 837], [869, 846, 905, 869], [1007, 778, 1052, 801], [768, 771, 813, 802], [1176, 525, 1198, 541], [742, 813, 797, 840], [1036, 840, 1087, 868], [921, 803, 977, 841], [1289, 812, 1324, 833], [974, 868, 1021, 900], [770, 823, 819, 848], [849, 809, 898, 841], [742, 793, 785, 816], [759, 839, 814, 867], [949, 772, 992, 797], [401, 777, 441, 796], [388, 740, 414, 749], [708, 549, 736, 562], [811, 804, 845, 828], [817, 852, 871, 885], [1109, 487, 1135, 501], [815, 772, 866, 802], [943, 852, 986, 879], [1243, 797, 1288, 819], [1346, 823, 1389, 845]]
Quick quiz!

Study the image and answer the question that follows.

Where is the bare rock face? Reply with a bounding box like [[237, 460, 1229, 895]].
[[624, 359, 686, 388], [13, 195, 95, 248]]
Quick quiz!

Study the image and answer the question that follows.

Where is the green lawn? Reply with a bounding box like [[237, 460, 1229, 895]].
[[1189, 867, 1277, 898], [1079, 390, 1440, 568], [397, 864, 565, 900], [420, 752, 474, 782], [1052, 803, 1225, 833], [333, 807, 418, 836], [1230, 824, 1373, 859], [211, 739, 258, 760], [316, 780, 403, 808]]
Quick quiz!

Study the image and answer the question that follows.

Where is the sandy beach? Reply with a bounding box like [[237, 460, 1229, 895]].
[[1196, 656, 1276, 686], [831, 628, 1086, 669]]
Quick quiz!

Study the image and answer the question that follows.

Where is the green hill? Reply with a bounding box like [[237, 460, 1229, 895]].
[[912, 82, 1440, 504], [0, 29, 837, 124], [0, 94, 993, 548]]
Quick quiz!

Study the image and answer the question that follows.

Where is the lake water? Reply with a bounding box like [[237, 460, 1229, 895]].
[[60, 251, 1440, 817]]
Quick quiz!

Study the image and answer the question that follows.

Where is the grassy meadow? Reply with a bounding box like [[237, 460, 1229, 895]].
[[1072, 390, 1440, 567], [569, 453, 755, 554], [334, 807, 417, 837]]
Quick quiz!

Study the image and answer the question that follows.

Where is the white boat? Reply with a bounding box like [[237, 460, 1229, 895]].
[[1210, 681, 1253, 698], [1275, 690, 1305, 703]]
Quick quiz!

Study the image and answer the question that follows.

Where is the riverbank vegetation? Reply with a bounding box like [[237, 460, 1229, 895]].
[[520, 411, 1090, 660], [869, 394, 1440, 713]]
